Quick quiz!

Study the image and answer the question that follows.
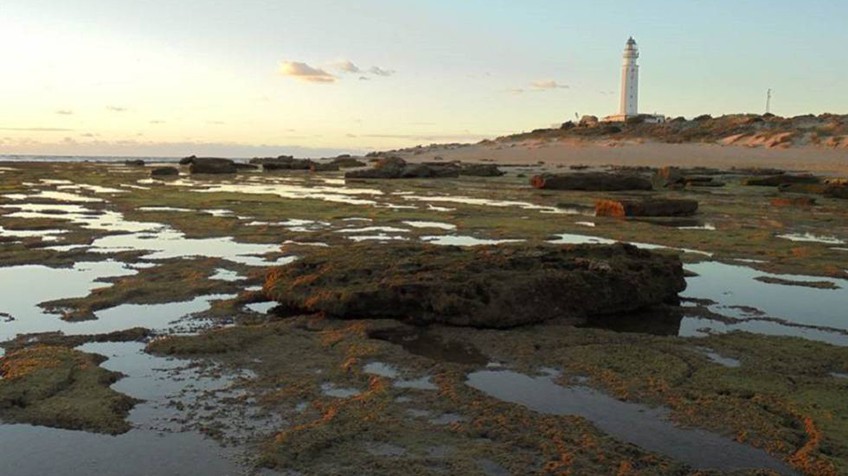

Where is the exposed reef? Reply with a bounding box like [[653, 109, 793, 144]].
[[263, 242, 686, 328]]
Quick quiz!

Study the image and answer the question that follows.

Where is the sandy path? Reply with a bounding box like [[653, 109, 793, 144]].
[[401, 140, 848, 176]]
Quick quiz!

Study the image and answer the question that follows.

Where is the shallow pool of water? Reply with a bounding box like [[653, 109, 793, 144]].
[[681, 262, 848, 344], [467, 369, 795, 474], [421, 235, 524, 246]]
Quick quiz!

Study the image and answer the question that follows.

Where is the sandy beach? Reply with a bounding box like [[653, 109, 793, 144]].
[[401, 140, 848, 176]]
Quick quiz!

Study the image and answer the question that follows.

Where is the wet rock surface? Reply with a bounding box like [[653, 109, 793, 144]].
[[345, 156, 461, 179], [595, 198, 699, 217], [0, 345, 138, 434], [250, 156, 315, 171], [460, 164, 504, 177], [264, 242, 686, 328], [530, 172, 653, 191], [744, 174, 821, 187], [150, 167, 179, 177], [186, 157, 238, 174]]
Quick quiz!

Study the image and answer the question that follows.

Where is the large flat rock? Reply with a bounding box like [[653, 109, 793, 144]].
[[264, 243, 686, 328]]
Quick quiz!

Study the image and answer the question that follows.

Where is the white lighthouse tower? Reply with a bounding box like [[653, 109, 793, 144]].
[[603, 37, 663, 123], [619, 37, 639, 117]]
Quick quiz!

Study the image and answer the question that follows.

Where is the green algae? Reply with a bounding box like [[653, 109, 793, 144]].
[[0, 345, 138, 434], [39, 257, 248, 321]]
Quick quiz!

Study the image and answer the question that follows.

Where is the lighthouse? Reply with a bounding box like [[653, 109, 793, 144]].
[[603, 37, 663, 123], [619, 37, 639, 117]]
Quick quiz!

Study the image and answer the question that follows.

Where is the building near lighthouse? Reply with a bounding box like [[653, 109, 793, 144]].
[[604, 37, 665, 123]]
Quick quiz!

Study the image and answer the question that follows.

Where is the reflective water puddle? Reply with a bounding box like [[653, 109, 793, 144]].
[[421, 235, 524, 246], [681, 262, 848, 345], [467, 369, 796, 474], [777, 232, 845, 245], [401, 194, 572, 214]]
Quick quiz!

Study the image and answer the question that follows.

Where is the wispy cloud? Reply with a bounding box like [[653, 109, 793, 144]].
[[333, 60, 361, 73], [149, 120, 166, 125], [331, 60, 395, 78], [531, 80, 569, 90], [55, 109, 74, 115], [279, 61, 336, 83], [0, 127, 74, 132], [107, 105, 128, 112], [369, 66, 395, 77]]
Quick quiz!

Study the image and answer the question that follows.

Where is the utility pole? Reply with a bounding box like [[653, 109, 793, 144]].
[[766, 89, 772, 114]]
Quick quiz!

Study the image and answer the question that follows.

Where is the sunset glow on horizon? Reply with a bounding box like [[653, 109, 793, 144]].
[[2, 0, 847, 157]]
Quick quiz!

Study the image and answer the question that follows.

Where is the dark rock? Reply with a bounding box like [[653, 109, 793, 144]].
[[743, 175, 820, 186], [188, 158, 237, 174], [345, 157, 460, 179], [777, 183, 828, 194], [653, 166, 685, 188], [579, 115, 599, 127], [264, 243, 687, 328], [123, 159, 145, 166], [329, 157, 367, 168], [531, 173, 653, 191], [595, 199, 699, 217], [250, 157, 314, 171], [770, 197, 816, 207], [179, 155, 197, 165], [310, 162, 340, 172], [460, 164, 504, 177], [235, 163, 260, 171], [824, 184, 848, 199], [150, 167, 179, 177]]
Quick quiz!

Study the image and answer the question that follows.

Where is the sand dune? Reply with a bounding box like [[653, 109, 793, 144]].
[[400, 139, 848, 176]]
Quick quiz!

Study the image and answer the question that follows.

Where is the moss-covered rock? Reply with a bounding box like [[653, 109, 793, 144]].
[[0, 345, 137, 434], [264, 242, 686, 328]]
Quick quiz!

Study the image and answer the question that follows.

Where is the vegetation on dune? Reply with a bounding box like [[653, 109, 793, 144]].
[[491, 113, 848, 148]]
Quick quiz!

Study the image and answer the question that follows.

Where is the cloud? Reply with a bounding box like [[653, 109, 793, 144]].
[[333, 60, 361, 73], [531, 80, 569, 90], [149, 120, 166, 125], [507, 88, 526, 95], [369, 66, 395, 77], [107, 105, 128, 112], [0, 127, 73, 132], [279, 61, 336, 83], [55, 109, 74, 115]]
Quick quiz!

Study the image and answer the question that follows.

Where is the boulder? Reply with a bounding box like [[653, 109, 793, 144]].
[[743, 174, 821, 186], [770, 197, 816, 207], [595, 199, 699, 217], [460, 164, 505, 177], [652, 166, 685, 188], [310, 162, 341, 172], [777, 183, 828, 194], [824, 184, 848, 199], [345, 157, 461, 179], [250, 157, 314, 171], [330, 157, 367, 168], [150, 167, 179, 177], [579, 115, 599, 127], [123, 159, 145, 167], [263, 242, 686, 328], [188, 158, 237, 174], [179, 155, 196, 165], [531, 173, 653, 191]]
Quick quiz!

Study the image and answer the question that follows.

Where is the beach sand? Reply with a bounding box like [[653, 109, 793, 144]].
[[400, 139, 848, 176]]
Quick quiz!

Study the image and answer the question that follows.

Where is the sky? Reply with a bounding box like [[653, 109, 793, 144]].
[[1, 0, 846, 157]]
